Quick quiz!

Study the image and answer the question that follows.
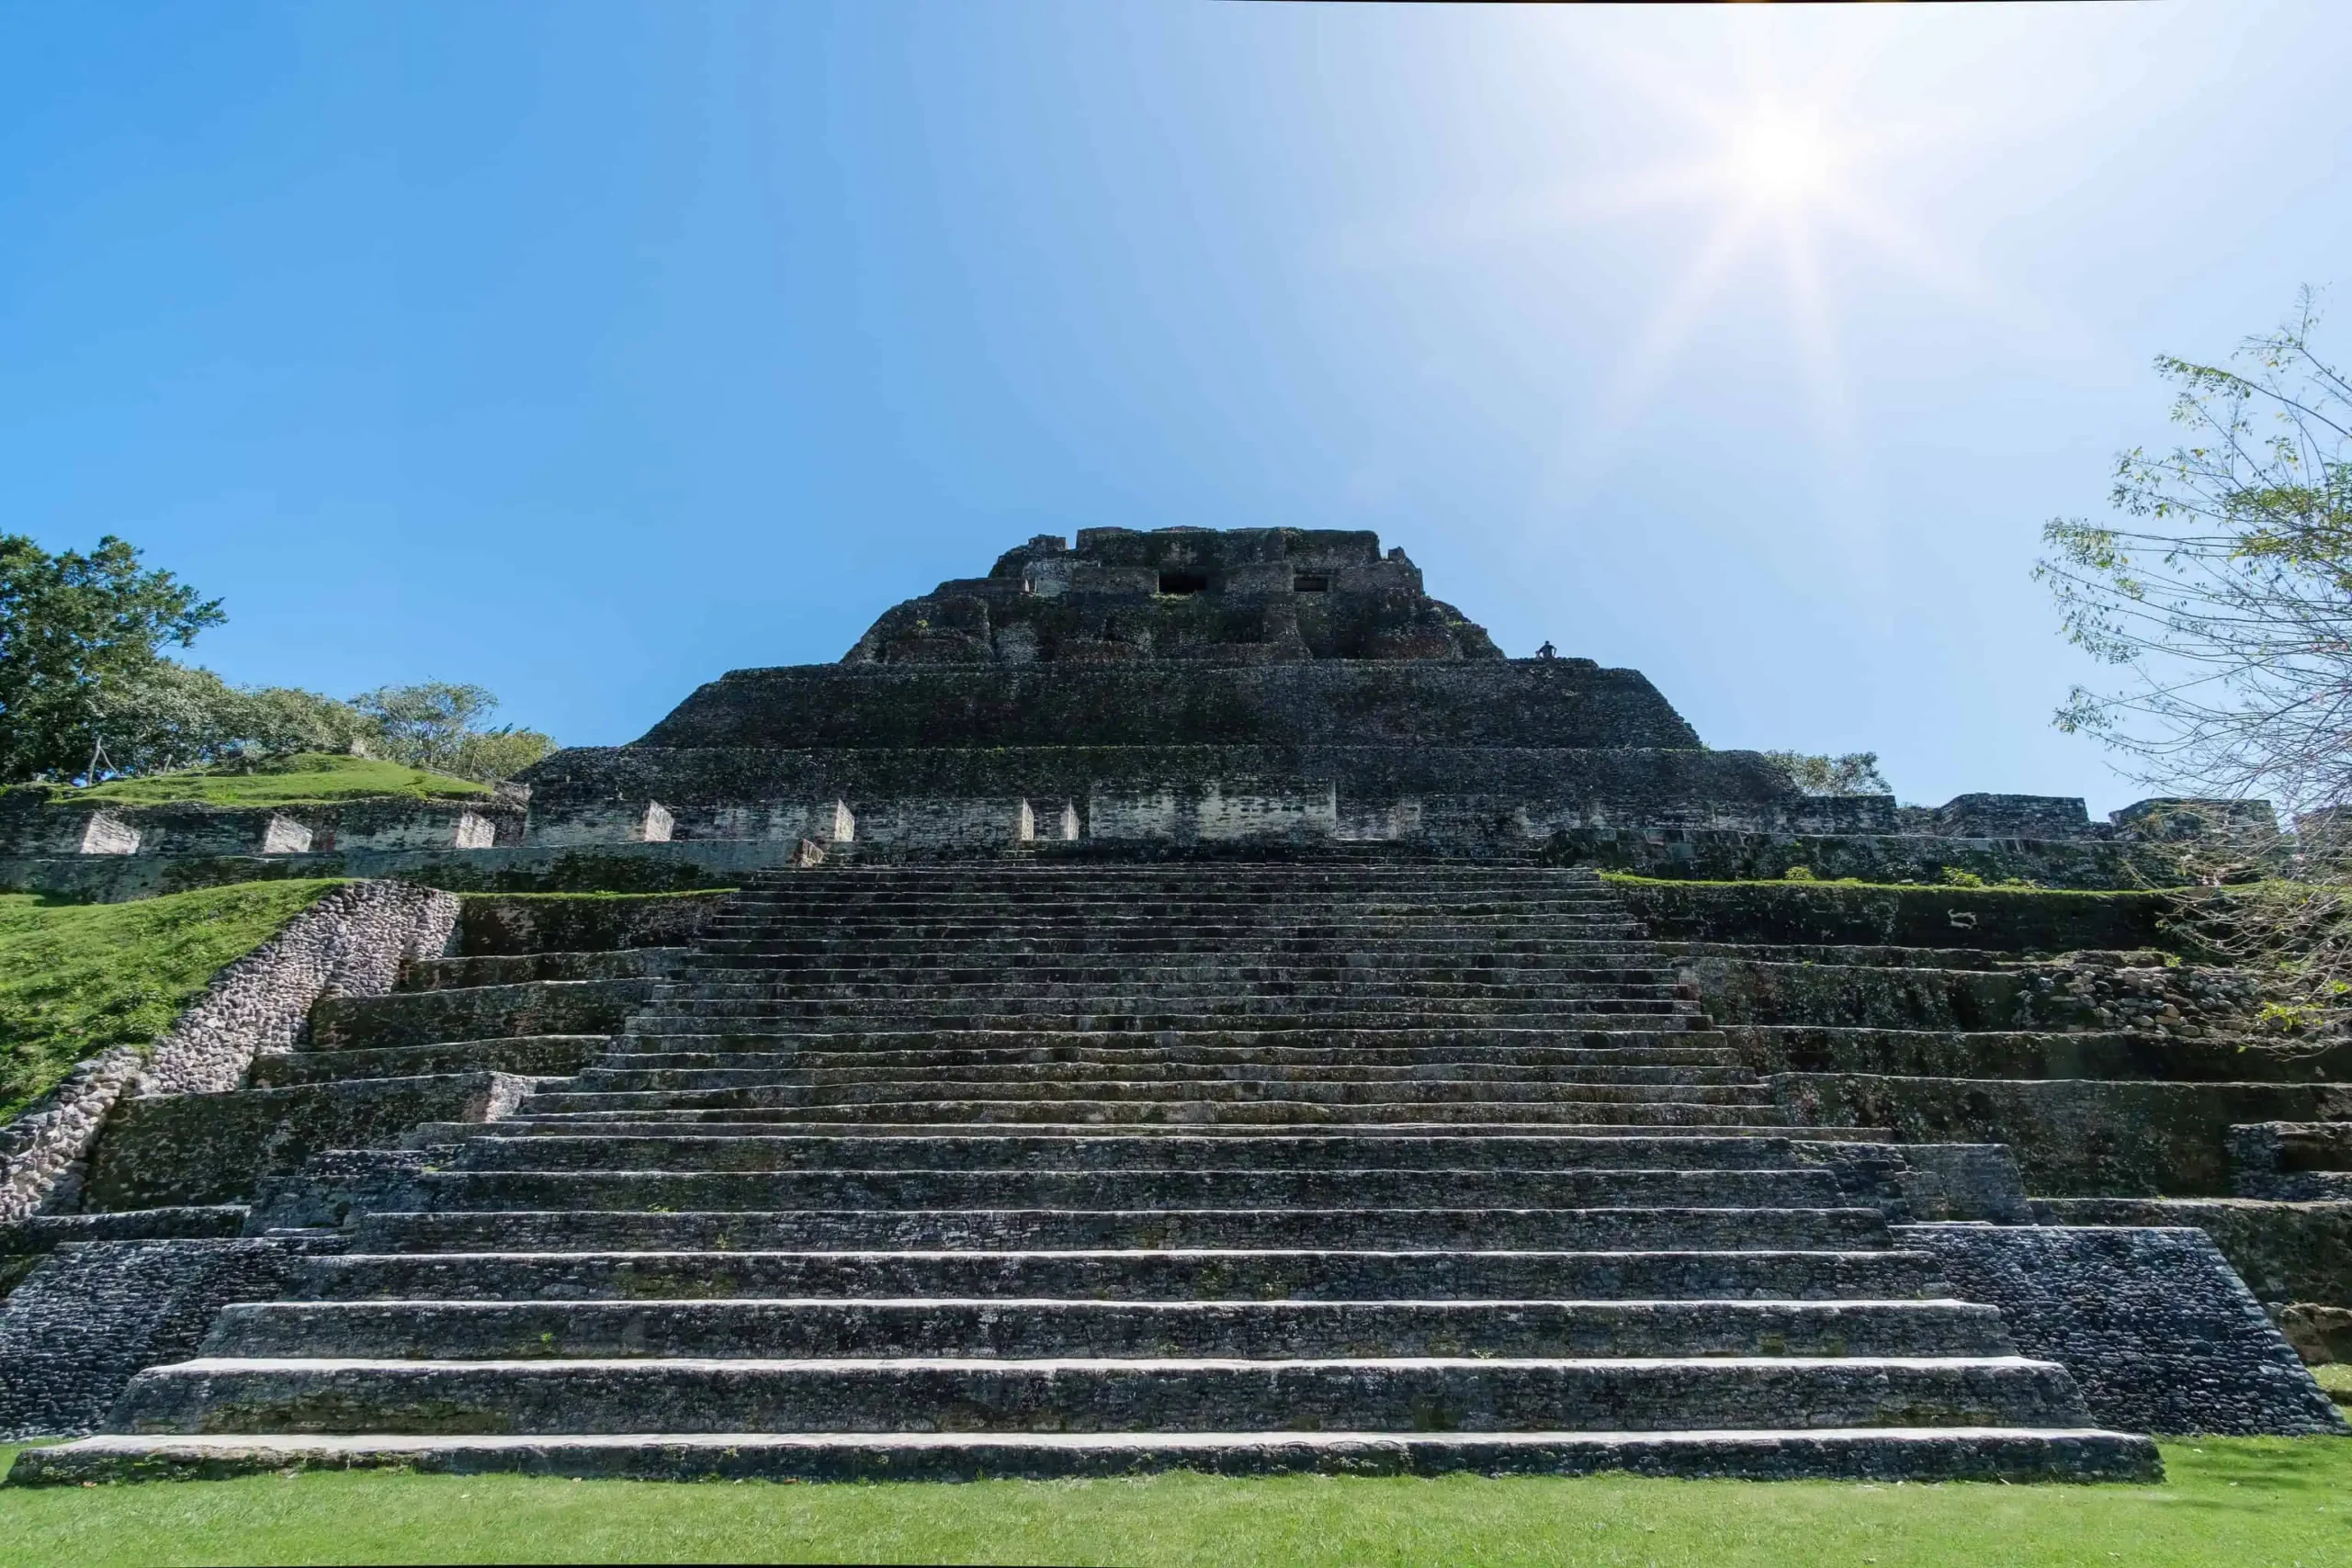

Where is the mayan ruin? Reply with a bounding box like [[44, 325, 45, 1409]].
[[2, 526, 2344, 1487]]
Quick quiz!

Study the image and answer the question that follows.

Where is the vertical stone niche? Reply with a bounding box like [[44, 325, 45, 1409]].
[[78, 813, 141, 855]]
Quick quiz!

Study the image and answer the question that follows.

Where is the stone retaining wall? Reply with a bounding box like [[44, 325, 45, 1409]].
[[1778, 1075, 2352, 1196], [79, 1073, 534, 1212], [1615, 880, 2179, 953], [0, 881, 458, 1224], [1895, 1224, 2346, 1436], [0, 1238, 331, 1438]]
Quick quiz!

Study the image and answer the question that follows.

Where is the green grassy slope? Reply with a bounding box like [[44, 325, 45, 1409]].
[[0, 881, 344, 1121], [0, 1439, 2343, 1567], [17, 753, 490, 808]]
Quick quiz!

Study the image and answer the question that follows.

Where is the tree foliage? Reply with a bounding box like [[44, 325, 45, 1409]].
[[1763, 750, 1892, 796], [349, 682, 555, 783], [2037, 290, 2352, 1033], [1, 535, 554, 785], [2036, 289, 2352, 815], [0, 535, 223, 782]]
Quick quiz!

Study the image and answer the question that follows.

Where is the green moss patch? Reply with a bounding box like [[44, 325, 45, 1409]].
[[15, 753, 491, 808], [0, 880, 344, 1122]]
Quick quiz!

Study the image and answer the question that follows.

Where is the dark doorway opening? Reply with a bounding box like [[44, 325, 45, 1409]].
[[1293, 574, 1330, 592], [1158, 571, 1208, 596]]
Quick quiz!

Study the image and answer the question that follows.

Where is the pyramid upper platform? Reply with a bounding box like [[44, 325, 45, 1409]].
[[842, 527, 1502, 665], [635, 528, 1702, 750]]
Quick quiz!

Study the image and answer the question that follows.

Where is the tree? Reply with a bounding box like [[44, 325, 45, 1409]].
[[2036, 288, 2351, 815], [2037, 289, 2352, 1032], [1764, 750, 1893, 795], [0, 535, 223, 782], [350, 682, 554, 783]]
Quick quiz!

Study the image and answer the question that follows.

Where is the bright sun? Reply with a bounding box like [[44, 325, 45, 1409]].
[[1724, 114, 1839, 207]]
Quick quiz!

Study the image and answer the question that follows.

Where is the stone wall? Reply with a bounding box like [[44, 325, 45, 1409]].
[[1777, 1075, 2352, 1196], [2032, 1198, 2352, 1308], [1894, 1224, 2346, 1437], [0, 881, 458, 1224], [78, 1072, 535, 1211], [1615, 880, 2181, 953], [0, 1238, 330, 1438], [1688, 956, 2265, 1035]]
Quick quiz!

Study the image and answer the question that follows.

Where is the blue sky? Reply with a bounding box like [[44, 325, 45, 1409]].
[[4, 1, 2345, 813]]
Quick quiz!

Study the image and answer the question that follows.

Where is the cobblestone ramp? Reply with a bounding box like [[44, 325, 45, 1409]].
[[15, 864, 2159, 1483]]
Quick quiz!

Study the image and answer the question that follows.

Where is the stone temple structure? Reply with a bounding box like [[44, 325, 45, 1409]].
[[5, 528, 2346, 1485]]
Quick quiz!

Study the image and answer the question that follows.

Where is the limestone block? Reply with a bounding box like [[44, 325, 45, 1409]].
[[825, 799, 854, 843], [640, 802, 673, 843], [258, 815, 313, 855], [453, 811, 496, 850], [78, 813, 140, 855]]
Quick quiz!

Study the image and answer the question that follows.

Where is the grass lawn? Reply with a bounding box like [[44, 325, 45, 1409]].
[[16, 752, 490, 808], [0, 1439, 2344, 1567], [0, 880, 344, 1121]]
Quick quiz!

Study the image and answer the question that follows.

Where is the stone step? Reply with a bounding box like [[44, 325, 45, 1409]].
[[625, 1010, 1700, 1034], [588, 1043, 1748, 1072], [205, 1298, 2016, 1362], [526, 1077, 1771, 1109], [694, 941, 1668, 962], [448, 1133, 1818, 1173], [400, 950, 693, 993], [425, 1117, 1867, 1142], [518, 1089, 1776, 1123], [639, 993, 1697, 1017], [346, 1205, 1896, 1255], [612, 1027, 1731, 1054], [658, 979, 1692, 1002], [405, 1167, 1847, 1213], [678, 961, 1684, 983], [107, 1354, 2095, 1437], [250, 1036, 605, 1087], [568, 1064, 1760, 1093], [6, 1427, 2165, 1484], [503, 1099, 1790, 1128], [295, 1247, 1948, 1303]]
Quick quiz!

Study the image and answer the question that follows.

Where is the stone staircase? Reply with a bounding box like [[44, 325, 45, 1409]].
[[24, 863, 2156, 1483]]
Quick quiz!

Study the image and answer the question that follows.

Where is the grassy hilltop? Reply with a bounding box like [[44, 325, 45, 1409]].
[[14, 752, 492, 809], [0, 881, 344, 1122]]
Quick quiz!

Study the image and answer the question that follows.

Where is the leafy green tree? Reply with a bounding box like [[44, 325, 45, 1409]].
[[350, 682, 554, 782], [0, 536, 223, 782]]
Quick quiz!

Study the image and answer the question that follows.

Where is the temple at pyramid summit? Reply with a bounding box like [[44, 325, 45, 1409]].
[[3, 528, 2346, 1485]]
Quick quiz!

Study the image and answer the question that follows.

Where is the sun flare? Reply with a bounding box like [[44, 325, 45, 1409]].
[[1724, 114, 1839, 207]]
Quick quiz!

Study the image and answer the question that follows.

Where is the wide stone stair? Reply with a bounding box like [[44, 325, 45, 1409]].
[[23, 864, 2157, 1483]]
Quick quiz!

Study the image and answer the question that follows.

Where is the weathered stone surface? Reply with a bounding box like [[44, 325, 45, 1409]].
[[79, 1074, 534, 1211], [1894, 1224, 2345, 1436], [840, 528, 1503, 668], [1774, 1075, 2352, 1197], [0, 882, 457, 1224], [2030, 1198, 2352, 1308], [1618, 881, 2179, 953], [454, 893, 722, 956], [0, 1239, 331, 1439]]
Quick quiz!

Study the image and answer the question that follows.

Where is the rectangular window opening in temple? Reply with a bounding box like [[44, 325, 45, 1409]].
[[1157, 571, 1208, 595]]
